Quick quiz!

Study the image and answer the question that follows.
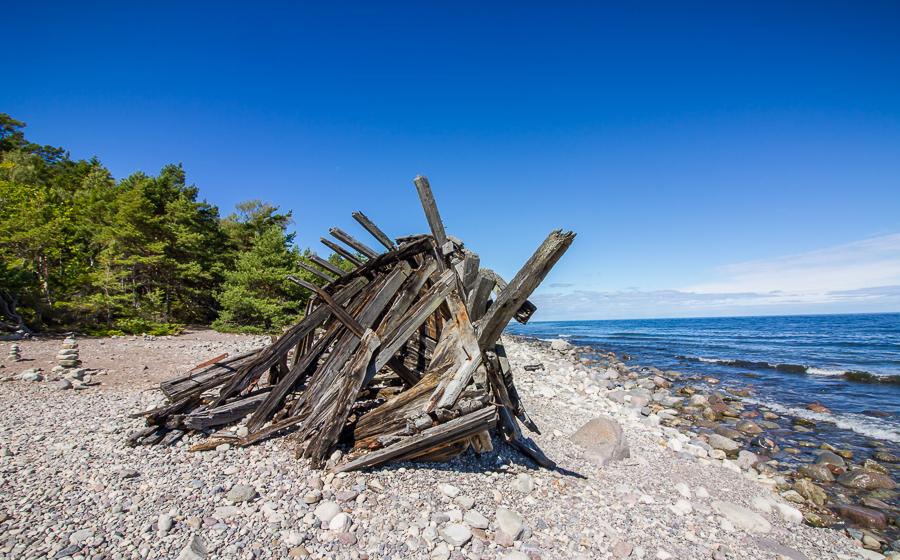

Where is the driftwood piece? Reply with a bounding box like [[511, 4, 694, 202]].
[[160, 350, 259, 401], [335, 406, 498, 472], [321, 237, 365, 266], [496, 342, 539, 433], [329, 227, 381, 260], [352, 211, 396, 251], [475, 230, 575, 351]]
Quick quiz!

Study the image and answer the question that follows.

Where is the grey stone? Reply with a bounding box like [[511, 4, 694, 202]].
[[708, 434, 740, 452], [513, 473, 534, 493], [56, 379, 73, 390], [176, 536, 208, 560], [226, 484, 257, 502], [570, 417, 630, 466], [494, 507, 526, 540], [439, 523, 472, 547], [815, 451, 845, 467], [69, 529, 94, 544], [463, 510, 489, 529], [314, 501, 341, 523]]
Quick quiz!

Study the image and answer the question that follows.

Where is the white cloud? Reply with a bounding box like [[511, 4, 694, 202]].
[[530, 234, 900, 320]]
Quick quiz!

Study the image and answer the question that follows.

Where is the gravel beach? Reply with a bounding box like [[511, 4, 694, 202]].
[[0, 330, 887, 560]]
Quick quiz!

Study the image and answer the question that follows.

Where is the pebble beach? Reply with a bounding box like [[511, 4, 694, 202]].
[[0, 329, 895, 560]]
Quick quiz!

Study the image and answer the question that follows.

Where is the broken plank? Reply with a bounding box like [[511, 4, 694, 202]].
[[329, 227, 380, 259], [413, 175, 447, 248], [425, 292, 483, 413], [321, 237, 365, 266], [475, 230, 575, 351], [298, 261, 337, 283], [309, 253, 348, 277], [335, 406, 498, 472], [482, 269, 538, 324], [352, 211, 396, 251], [466, 270, 494, 322], [183, 392, 270, 430]]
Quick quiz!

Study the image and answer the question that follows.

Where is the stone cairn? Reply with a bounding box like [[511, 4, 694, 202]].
[[7, 343, 21, 362], [54, 336, 88, 390]]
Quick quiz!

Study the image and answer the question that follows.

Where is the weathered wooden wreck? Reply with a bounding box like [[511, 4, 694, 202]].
[[131, 176, 575, 472]]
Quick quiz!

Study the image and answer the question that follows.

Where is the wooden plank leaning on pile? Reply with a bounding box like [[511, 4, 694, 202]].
[[129, 175, 575, 472]]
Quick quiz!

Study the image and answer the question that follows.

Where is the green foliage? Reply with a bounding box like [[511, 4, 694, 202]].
[[0, 113, 353, 335]]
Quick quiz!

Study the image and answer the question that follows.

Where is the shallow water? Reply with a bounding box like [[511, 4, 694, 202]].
[[506, 313, 900, 445]]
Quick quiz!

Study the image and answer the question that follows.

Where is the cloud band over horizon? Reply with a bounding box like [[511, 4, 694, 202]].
[[532, 233, 900, 320]]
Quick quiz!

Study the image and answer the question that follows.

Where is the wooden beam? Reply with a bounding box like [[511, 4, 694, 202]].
[[329, 227, 380, 259], [475, 230, 575, 351], [352, 211, 396, 251], [183, 392, 270, 430], [413, 175, 447, 248], [309, 253, 348, 277], [298, 261, 336, 284], [425, 292, 483, 412], [334, 406, 498, 472], [321, 237, 364, 266], [482, 269, 538, 324], [466, 270, 494, 322]]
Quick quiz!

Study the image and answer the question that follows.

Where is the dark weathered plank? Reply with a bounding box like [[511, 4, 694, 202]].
[[304, 329, 380, 465], [329, 227, 380, 260], [183, 392, 271, 430], [475, 230, 575, 350], [482, 269, 538, 324], [426, 292, 483, 412], [321, 237, 365, 266], [496, 342, 539, 433], [298, 261, 337, 284], [466, 270, 494, 322], [335, 406, 498, 472], [462, 252, 480, 293], [374, 270, 454, 373], [158, 429, 186, 447], [211, 277, 367, 406], [413, 175, 447, 248], [160, 350, 259, 401], [309, 253, 348, 277], [352, 211, 396, 251], [509, 437, 556, 469]]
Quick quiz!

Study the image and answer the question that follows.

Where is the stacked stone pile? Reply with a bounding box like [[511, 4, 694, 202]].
[[7, 343, 20, 361], [52, 336, 91, 390], [57, 337, 81, 367]]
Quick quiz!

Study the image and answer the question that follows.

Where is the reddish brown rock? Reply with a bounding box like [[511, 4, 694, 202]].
[[833, 505, 887, 529], [806, 402, 831, 414]]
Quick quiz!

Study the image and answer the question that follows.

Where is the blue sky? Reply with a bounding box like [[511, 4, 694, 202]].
[[4, 1, 899, 319]]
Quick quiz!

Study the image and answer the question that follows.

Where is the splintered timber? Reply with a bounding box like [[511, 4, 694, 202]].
[[131, 176, 575, 472]]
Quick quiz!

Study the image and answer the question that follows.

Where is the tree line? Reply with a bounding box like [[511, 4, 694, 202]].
[[0, 113, 351, 335]]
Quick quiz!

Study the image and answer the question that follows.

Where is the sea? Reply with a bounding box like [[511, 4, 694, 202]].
[[505, 313, 900, 448]]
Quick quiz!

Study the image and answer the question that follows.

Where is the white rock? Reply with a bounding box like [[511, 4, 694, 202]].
[[674, 482, 691, 499], [773, 502, 803, 525], [711, 501, 772, 533], [158, 513, 173, 532], [501, 553, 530, 560], [223, 466, 239, 475], [314, 501, 342, 523], [463, 510, 489, 529], [494, 507, 526, 540], [214, 506, 240, 519], [513, 473, 534, 493], [439, 523, 472, 547], [751, 496, 772, 514], [674, 499, 693, 514], [551, 339, 572, 351], [666, 438, 683, 452], [329, 512, 351, 532], [696, 487, 710, 498], [431, 543, 451, 560], [656, 551, 673, 559], [437, 483, 460, 498]]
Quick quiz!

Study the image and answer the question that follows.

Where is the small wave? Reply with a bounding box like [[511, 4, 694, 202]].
[[806, 367, 847, 376], [678, 355, 898, 384], [742, 397, 900, 443]]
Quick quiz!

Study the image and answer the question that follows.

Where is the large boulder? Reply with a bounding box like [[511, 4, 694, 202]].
[[570, 417, 630, 467], [837, 471, 898, 491], [550, 339, 572, 351], [833, 505, 888, 529], [708, 434, 740, 453]]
